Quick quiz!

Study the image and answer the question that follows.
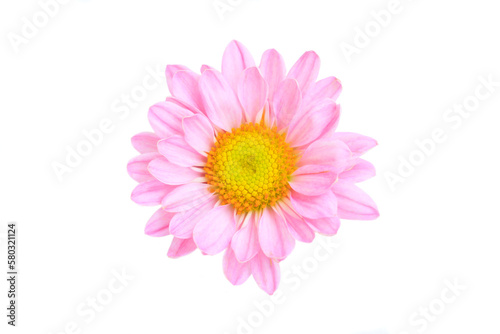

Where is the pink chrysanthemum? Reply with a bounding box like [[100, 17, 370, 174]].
[[128, 40, 379, 294]]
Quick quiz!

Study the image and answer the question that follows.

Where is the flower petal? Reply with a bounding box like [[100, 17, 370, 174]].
[[168, 197, 217, 239], [332, 179, 379, 220], [148, 157, 202, 185], [161, 183, 213, 212], [193, 205, 236, 255], [127, 152, 161, 182], [259, 207, 295, 260], [298, 139, 351, 173], [331, 132, 377, 157], [286, 51, 320, 93], [131, 132, 159, 153], [221, 40, 256, 91], [278, 203, 315, 243], [251, 251, 280, 295], [131, 180, 176, 206], [157, 136, 206, 167], [289, 189, 337, 219], [260, 49, 286, 101], [290, 165, 337, 196], [170, 70, 203, 111], [199, 69, 243, 132], [305, 216, 340, 236], [272, 79, 302, 130], [223, 245, 252, 286], [286, 99, 339, 147], [340, 159, 376, 182], [200, 64, 215, 73], [148, 101, 193, 138], [302, 76, 342, 110], [231, 213, 259, 262], [182, 114, 215, 156], [237, 67, 268, 123], [165, 65, 189, 93], [145, 208, 175, 237], [167, 237, 197, 258]]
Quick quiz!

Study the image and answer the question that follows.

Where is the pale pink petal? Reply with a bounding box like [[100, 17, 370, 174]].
[[340, 159, 376, 182], [131, 132, 159, 153], [231, 213, 259, 262], [290, 165, 337, 196], [170, 70, 203, 111], [237, 67, 268, 122], [193, 205, 236, 255], [313, 102, 341, 141], [272, 79, 302, 130], [148, 157, 202, 185], [167, 237, 197, 258], [131, 180, 176, 206], [331, 132, 377, 157], [148, 101, 193, 138], [302, 77, 342, 110], [169, 197, 217, 239], [286, 99, 339, 147], [305, 216, 340, 236], [157, 136, 206, 167], [145, 208, 175, 237], [298, 139, 351, 173], [199, 69, 243, 132], [165, 96, 203, 114], [200, 64, 215, 73], [182, 114, 215, 156], [223, 245, 252, 285], [260, 49, 286, 101], [127, 152, 161, 182], [332, 180, 379, 220], [161, 183, 213, 212], [221, 40, 256, 91], [259, 207, 295, 260], [165, 65, 189, 93], [286, 51, 320, 93], [278, 204, 315, 243], [289, 189, 337, 219], [251, 251, 280, 295]]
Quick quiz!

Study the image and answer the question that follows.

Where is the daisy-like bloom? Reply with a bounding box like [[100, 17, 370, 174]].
[[128, 41, 379, 294]]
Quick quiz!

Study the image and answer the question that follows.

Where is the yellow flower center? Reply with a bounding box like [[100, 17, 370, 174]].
[[205, 123, 297, 214]]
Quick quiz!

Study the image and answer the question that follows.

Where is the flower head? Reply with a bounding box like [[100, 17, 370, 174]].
[[128, 40, 379, 294]]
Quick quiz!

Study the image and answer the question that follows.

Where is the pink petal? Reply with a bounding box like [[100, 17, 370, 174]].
[[161, 183, 213, 212], [167, 237, 197, 258], [289, 189, 337, 219], [145, 208, 175, 237], [332, 179, 379, 220], [148, 101, 193, 138], [148, 157, 202, 185], [165, 96, 203, 114], [237, 67, 268, 122], [165, 65, 189, 93], [298, 139, 351, 173], [259, 49, 286, 101], [290, 165, 337, 196], [169, 197, 217, 239], [157, 136, 206, 167], [193, 205, 236, 255], [182, 114, 215, 156], [170, 70, 203, 111], [286, 99, 339, 147], [131, 132, 159, 153], [258, 207, 295, 260], [223, 245, 252, 286], [278, 203, 315, 243], [131, 180, 176, 206], [127, 152, 161, 182], [305, 216, 340, 236], [221, 40, 256, 91], [331, 132, 377, 157], [200, 64, 215, 73], [231, 213, 259, 262], [340, 159, 376, 182], [286, 51, 320, 93], [199, 69, 243, 132], [302, 77, 342, 110], [272, 79, 302, 130], [251, 251, 280, 295]]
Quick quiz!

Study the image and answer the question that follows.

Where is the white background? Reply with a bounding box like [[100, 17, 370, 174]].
[[1, 0, 500, 333]]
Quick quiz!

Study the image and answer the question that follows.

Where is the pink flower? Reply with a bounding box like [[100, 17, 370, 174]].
[[128, 41, 379, 294]]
